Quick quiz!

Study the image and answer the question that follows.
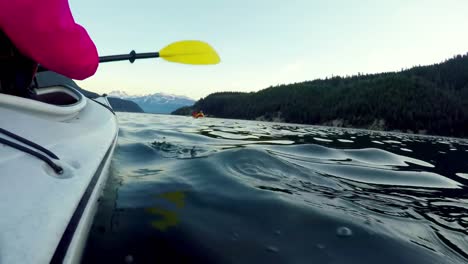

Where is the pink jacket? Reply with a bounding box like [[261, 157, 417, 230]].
[[0, 0, 98, 80]]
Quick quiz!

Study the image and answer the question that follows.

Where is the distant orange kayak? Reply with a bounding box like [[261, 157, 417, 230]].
[[192, 111, 205, 118]]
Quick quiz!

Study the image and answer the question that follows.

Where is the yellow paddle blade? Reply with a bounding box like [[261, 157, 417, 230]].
[[159, 40, 220, 65]]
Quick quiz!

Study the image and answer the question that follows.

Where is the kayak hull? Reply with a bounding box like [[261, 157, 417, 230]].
[[61, 134, 116, 263], [0, 87, 118, 263]]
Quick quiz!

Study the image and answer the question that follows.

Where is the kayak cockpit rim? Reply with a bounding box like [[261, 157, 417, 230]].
[[0, 85, 87, 119], [35, 86, 83, 106]]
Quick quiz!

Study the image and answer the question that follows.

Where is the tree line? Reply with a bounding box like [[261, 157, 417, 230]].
[[173, 53, 468, 137]]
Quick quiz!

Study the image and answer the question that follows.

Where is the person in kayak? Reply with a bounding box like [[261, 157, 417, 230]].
[[192, 110, 205, 118], [0, 0, 98, 96]]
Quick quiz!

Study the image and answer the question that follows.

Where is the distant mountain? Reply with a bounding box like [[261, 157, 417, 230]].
[[107, 97, 144, 113], [35, 71, 144, 113], [173, 53, 468, 137], [108, 90, 195, 114]]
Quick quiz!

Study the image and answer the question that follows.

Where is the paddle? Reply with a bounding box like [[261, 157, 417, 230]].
[[37, 40, 220, 72], [100, 40, 220, 65]]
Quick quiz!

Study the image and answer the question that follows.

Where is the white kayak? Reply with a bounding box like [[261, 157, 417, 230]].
[[0, 84, 118, 263]]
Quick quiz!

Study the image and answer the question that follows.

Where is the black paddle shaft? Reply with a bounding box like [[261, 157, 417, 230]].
[[37, 51, 160, 72], [99, 51, 160, 63]]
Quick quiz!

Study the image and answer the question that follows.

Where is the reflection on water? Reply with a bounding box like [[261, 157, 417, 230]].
[[83, 113, 468, 263], [146, 191, 186, 231]]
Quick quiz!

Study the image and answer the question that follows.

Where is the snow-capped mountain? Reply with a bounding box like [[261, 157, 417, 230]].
[[108, 90, 132, 99], [108, 90, 195, 114]]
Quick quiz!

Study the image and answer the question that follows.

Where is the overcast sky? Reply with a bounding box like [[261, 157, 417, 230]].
[[71, 0, 468, 99]]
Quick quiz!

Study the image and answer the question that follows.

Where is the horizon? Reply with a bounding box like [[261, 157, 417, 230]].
[[107, 52, 468, 99], [72, 0, 468, 99]]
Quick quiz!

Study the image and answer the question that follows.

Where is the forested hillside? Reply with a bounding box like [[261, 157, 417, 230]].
[[173, 53, 468, 137]]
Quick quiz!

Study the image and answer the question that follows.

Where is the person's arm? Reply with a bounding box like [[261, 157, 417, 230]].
[[0, 0, 98, 80]]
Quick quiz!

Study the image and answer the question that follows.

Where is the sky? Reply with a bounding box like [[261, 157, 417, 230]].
[[71, 0, 468, 99]]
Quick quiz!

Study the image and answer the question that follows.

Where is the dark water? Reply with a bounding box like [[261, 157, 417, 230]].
[[83, 113, 468, 264]]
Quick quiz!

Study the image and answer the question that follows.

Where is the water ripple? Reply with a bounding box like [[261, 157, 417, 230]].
[[84, 113, 468, 264]]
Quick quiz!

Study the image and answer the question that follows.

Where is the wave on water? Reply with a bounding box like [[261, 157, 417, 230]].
[[84, 113, 468, 264]]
